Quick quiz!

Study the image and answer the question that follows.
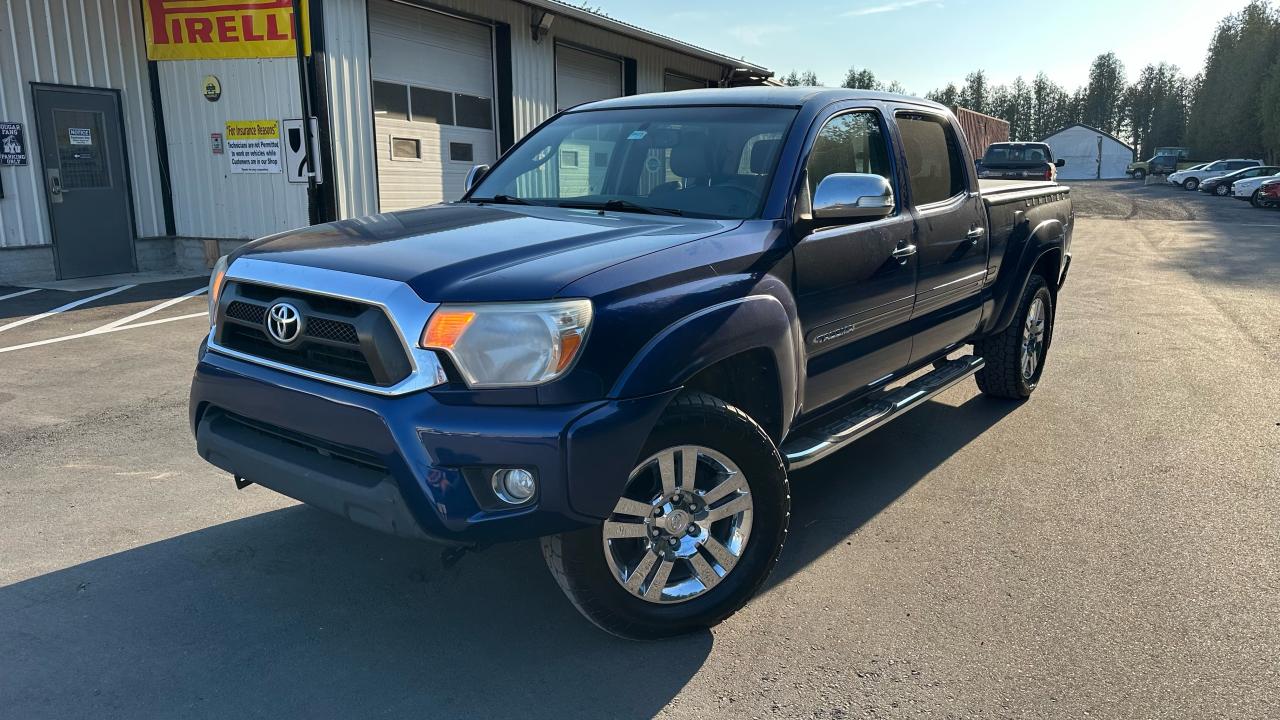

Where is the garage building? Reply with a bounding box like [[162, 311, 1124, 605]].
[[1040, 124, 1134, 180], [0, 0, 770, 283]]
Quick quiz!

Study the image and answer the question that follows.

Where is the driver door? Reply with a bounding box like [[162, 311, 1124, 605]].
[[792, 108, 918, 414]]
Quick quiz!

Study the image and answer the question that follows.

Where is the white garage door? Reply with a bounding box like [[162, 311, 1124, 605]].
[[664, 72, 712, 92], [556, 45, 622, 111], [369, 0, 496, 211]]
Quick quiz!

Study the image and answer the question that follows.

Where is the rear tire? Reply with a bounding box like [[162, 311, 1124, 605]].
[[974, 275, 1054, 400], [542, 392, 789, 640], [1133, 169, 1147, 181], [1183, 178, 1199, 191], [1214, 184, 1231, 196]]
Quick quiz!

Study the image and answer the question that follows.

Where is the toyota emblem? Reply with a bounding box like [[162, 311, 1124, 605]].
[[266, 302, 303, 345]]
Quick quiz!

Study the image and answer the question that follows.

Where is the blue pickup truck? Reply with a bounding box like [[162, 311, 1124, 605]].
[[191, 87, 1072, 639]]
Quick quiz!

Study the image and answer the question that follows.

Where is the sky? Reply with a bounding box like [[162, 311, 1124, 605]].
[[589, 0, 1257, 94]]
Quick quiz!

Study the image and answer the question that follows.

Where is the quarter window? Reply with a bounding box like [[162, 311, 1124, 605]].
[[896, 113, 967, 205]]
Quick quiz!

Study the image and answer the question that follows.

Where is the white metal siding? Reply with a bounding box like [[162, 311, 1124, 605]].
[[157, 59, 309, 239], [555, 45, 622, 111], [320, 0, 730, 218], [0, 0, 165, 249]]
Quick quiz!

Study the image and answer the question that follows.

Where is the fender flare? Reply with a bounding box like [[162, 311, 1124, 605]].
[[985, 218, 1065, 335], [609, 291, 801, 438]]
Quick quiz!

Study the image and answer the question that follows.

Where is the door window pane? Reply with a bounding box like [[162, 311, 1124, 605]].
[[372, 81, 408, 121], [55, 110, 110, 189], [455, 94, 493, 130], [391, 137, 420, 159], [410, 86, 453, 125], [450, 142, 474, 163], [806, 112, 892, 198], [896, 113, 967, 205]]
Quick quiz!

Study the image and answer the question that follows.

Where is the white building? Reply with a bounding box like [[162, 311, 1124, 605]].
[[1040, 124, 1134, 181], [0, 0, 770, 282]]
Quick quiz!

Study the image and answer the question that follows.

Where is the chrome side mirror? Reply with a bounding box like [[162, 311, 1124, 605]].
[[812, 173, 894, 221], [464, 164, 490, 194]]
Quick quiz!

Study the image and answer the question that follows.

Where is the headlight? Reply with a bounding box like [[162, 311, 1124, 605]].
[[421, 299, 593, 388], [208, 255, 229, 326]]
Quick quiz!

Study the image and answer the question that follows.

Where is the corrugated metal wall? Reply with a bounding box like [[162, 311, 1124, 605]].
[[157, 59, 309, 238], [326, 0, 735, 218], [952, 106, 1009, 160], [0, 0, 165, 249]]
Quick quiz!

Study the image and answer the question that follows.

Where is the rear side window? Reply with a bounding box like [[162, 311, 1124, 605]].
[[806, 111, 893, 198], [896, 113, 967, 205]]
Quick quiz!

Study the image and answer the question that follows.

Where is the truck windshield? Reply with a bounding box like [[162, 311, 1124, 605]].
[[467, 106, 797, 219], [983, 145, 1050, 163]]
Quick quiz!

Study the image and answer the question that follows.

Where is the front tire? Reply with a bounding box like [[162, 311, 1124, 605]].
[[1183, 178, 1199, 191], [1133, 169, 1147, 181], [1252, 190, 1266, 208], [1214, 184, 1231, 196], [974, 274, 1054, 400], [542, 392, 789, 639]]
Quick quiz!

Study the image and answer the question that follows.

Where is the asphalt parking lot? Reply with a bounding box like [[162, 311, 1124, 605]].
[[1, 181, 1277, 719]]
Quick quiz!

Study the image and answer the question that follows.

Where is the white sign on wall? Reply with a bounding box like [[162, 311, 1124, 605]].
[[282, 117, 323, 184], [225, 120, 281, 174]]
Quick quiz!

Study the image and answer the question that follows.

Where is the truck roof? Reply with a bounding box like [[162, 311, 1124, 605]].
[[571, 86, 948, 113]]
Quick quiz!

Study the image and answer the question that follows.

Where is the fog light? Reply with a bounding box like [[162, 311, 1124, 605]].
[[492, 468, 536, 505]]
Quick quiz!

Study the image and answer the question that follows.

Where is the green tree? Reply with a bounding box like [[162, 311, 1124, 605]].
[[958, 70, 989, 114], [1260, 60, 1280, 163], [925, 83, 959, 107], [781, 70, 821, 87], [1082, 53, 1127, 134], [1031, 73, 1071, 138], [841, 66, 881, 91], [1186, 1, 1279, 158]]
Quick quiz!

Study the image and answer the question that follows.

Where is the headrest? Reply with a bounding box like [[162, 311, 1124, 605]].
[[670, 135, 713, 178], [750, 138, 781, 174]]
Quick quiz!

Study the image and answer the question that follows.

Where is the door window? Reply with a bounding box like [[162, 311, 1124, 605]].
[[896, 113, 967, 205], [806, 111, 893, 199]]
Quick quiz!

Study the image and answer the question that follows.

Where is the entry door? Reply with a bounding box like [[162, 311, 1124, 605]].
[[33, 85, 136, 279], [793, 109, 917, 413]]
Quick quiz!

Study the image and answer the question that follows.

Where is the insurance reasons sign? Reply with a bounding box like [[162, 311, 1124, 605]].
[[225, 120, 281, 174], [143, 0, 310, 60]]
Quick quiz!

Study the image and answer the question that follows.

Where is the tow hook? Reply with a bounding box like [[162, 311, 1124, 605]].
[[233, 475, 253, 490]]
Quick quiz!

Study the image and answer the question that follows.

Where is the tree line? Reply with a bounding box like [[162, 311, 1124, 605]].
[[780, 0, 1280, 162]]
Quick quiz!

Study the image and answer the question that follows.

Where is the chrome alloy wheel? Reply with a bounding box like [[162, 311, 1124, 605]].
[[602, 445, 753, 604], [1021, 296, 1047, 381]]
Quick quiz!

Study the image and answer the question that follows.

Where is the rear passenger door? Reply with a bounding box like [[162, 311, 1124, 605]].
[[792, 108, 917, 413], [894, 111, 988, 362]]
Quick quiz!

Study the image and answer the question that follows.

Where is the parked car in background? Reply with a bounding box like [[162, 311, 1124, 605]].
[[1232, 172, 1280, 205], [1198, 165, 1280, 196], [1255, 179, 1280, 208], [1127, 148, 1197, 179], [1168, 159, 1262, 191], [977, 142, 1064, 181]]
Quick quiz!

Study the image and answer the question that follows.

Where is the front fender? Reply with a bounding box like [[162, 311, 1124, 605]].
[[983, 218, 1065, 335], [609, 291, 801, 437]]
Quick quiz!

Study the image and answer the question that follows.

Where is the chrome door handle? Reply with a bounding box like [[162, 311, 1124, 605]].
[[965, 227, 986, 241], [891, 244, 917, 260]]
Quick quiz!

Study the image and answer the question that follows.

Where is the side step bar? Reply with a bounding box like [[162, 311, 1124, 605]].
[[781, 355, 985, 470]]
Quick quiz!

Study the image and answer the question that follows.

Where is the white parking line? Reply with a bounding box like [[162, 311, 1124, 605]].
[[0, 311, 207, 354], [0, 284, 136, 334], [94, 287, 207, 332], [0, 288, 40, 302]]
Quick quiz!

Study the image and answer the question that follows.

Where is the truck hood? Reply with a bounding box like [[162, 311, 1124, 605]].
[[234, 203, 740, 302]]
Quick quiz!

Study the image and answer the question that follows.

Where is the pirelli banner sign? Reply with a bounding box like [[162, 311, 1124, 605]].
[[144, 0, 311, 60]]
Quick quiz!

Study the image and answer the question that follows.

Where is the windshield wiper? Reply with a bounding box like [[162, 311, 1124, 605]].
[[470, 194, 532, 205], [558, 199, 684, 216]]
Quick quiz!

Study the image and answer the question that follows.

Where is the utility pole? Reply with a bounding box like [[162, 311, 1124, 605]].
[[291, 0, 318, 225]]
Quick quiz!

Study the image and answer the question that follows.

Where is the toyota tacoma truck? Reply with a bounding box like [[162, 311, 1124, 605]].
[[191, 87, 1073, 640]]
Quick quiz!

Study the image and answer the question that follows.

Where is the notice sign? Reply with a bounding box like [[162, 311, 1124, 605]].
[[69, 128, 93, 145], [225, 120, 280, 174], [143, 0, 310, 61], [0, 122, 27, 165]]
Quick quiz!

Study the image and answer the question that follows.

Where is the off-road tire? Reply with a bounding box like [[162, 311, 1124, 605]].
[[542, 392, 789, 640], [974, 274, 1054, 400]]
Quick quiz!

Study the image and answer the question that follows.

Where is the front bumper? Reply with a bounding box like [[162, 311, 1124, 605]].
[[190, 342, 676, 544]]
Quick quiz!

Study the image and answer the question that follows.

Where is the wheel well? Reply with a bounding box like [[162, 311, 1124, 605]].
[[682, 348, 783, 443], [1033, 248, 1063, 293]]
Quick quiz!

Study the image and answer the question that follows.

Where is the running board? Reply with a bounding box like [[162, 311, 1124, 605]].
[[781, 355, 985, 470]]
